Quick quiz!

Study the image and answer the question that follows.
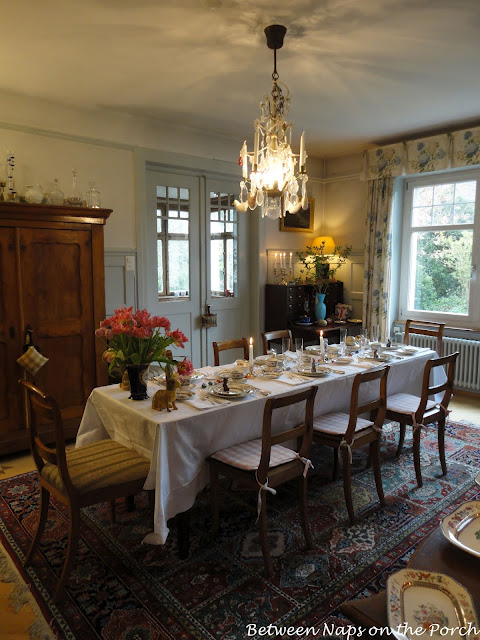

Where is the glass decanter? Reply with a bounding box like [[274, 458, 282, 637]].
[[49, 178, 64, 206], [66, 168, 83, 206], [86, 180, 101, 208]]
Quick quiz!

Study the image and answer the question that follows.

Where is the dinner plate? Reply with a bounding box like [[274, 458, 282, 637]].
[[208, 383, 255, 399], [440, 500, 480, 558], [294, 367, 330, 378], [382, 345, 400, 351], [257, 370, 283, 379], [387, 569, 478, 640], [396, 349, 416, 356], [362, 354, 393, 363]]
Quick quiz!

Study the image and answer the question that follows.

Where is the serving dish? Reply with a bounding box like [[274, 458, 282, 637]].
[[208, 383, 255, 399], [387, 569, 479, 640], [441, 501, 480, 558]]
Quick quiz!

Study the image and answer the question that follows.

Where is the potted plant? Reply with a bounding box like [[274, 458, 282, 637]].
[[296, 239, 351, 321], [96, 306, 190, 400]]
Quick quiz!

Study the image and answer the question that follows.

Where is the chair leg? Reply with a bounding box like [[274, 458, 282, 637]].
[[25, 485, 50, 567], [438, 415, 447, 476], [341, 448, 355, 525], [297, 476, 312, 549], [257, 493, 273, 577], [332, 448, 338, 480], [413, 426, 423, 488], [54, 504, 80, 603], [370, 439, 386, 507], [396, 422, 406, 456], [209, 464, 219, 537]]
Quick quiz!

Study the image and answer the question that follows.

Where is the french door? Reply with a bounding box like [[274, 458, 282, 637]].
[[144, 170, 250, 368]]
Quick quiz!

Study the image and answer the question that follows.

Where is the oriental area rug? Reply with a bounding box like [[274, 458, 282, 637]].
[[1, 420, 479, 640]]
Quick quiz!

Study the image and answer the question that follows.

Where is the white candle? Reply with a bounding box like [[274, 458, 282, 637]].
[[299, 132, 305, 169], [283, 252, 286, 269], [241, 141, 248, 179], [253, 130, 259, 168], [320, 330, 324, 359], [249, 337, 254, 370], [289, 252, 292, 268], [274, 252, 277, 268]]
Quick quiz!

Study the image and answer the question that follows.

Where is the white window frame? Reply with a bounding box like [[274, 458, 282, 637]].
[[209, 191, 238, 298], [398, 169, 480, 329]]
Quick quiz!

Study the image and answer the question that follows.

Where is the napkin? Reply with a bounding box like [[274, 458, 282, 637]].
[[274, 373, 311, 386], [183, 395, 231, 410]]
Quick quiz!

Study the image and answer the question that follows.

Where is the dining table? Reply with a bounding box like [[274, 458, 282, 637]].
[[76, 347, 445, 549]]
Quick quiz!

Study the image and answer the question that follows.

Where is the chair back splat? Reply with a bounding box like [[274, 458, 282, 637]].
[[261, 330, 293, 355], [404, 319, 445, 356], [212, 338, 249, 366]]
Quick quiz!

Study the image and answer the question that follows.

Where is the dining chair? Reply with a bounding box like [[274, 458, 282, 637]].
[[312, 367, 390, 525], [404, 319, 445, 356], [212, 338, 249, 366], [208, 385, 318, 577], [385, 351, 459, 487], [261, 329, 293, 355], [19, 379, 151, 602]]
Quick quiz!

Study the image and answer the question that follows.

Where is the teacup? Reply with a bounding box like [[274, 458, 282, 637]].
[[230, 368, 246, 379]]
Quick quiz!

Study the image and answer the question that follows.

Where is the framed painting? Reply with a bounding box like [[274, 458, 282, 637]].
[[280, 198, 314, 232]]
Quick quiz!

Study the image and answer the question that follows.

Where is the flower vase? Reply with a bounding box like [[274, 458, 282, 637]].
[[126, 363, 150, 400], [315, 293, 327, 321]]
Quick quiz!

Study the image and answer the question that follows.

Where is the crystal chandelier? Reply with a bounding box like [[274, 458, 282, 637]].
[[234, 25, 308, 220]]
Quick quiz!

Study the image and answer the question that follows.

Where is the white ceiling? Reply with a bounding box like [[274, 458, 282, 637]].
[[2, 0, 480, 157]]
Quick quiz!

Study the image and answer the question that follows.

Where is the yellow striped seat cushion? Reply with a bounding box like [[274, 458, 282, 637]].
[[41, 440, 150, 494]]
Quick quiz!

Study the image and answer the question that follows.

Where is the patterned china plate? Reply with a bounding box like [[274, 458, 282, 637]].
[[176, 389, 194, 401], [295, 367, 330, 378], [387, 569, 479, 640], [208, 383, 255, 399], [258, 370, 283, 379], [441, 500, 480, 558]]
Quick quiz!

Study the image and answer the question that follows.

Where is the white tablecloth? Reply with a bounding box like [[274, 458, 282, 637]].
[[77, 349, 443, 544]]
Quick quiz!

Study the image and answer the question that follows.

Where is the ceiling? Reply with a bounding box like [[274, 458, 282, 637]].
[[2, 0, 480, 157]]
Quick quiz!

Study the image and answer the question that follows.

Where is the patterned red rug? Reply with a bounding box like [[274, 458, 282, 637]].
[[0, 420, 479, 639]]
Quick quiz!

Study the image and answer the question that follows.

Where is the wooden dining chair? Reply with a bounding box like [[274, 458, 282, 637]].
[[404, 319, 445, 356], [385, 351, 459, 487], [208, 385, 318, 577], [312, 367, 390, 525], [261, 329, 293, 355], [19, 380, 151, 602], [212, 338, 249, 366]]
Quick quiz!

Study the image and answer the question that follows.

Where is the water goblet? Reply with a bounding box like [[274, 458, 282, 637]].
[[281, 337, 290, 355]]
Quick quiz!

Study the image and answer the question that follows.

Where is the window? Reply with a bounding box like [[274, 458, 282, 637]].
[[209, 191, 238, 297], [399, 171, 480, 328], [156, 185, 190, 298]]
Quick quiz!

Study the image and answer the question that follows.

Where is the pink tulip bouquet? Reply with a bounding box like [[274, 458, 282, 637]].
[[96, 306, 189, 375]]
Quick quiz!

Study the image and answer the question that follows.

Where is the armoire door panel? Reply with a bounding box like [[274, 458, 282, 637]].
[[19, 228, 96, 417], [0, 228, 23, 436]]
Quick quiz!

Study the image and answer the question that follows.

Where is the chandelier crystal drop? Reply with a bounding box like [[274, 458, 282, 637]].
[[234, 25, 308, 220]]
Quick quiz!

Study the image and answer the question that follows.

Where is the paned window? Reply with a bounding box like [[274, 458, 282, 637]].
[[399, 171, 480, 327], [210, 191, 238, 297], [157, 185, 190, 298]]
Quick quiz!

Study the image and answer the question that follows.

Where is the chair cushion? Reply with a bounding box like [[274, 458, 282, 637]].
[[387, 393, 437, 415], [41, 440, 150, 495], [313, 412, 373, 435], [211, 439, 297, 471]]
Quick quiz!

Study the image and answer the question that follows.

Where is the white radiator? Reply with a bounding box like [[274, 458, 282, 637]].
[[403, 334, 480, 392]]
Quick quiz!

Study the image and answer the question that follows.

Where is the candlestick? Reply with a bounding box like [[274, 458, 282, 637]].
[[249, 337, 254, 374], [289, 252, 292, 269], [273, 251, 292, 285], [253, 130, 259, 168]]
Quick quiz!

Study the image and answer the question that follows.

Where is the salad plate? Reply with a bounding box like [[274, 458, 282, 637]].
[[294, 367, 330, 378], [208, 383, 255, 399], [387, 569, 479, 640], [258, 369, 283, 379], [441, 501, 480, 558]]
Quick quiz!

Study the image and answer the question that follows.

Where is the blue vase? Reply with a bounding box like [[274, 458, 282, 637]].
[[315, 293, 327, 321]]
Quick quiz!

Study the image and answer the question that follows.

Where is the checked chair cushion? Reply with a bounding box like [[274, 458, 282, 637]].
[[387, 393, 436, 415], [313, 412, 373, 436], [211, 439, 297, 471]]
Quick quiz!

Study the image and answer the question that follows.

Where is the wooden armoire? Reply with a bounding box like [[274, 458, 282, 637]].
[[0, 202, 111, 455]]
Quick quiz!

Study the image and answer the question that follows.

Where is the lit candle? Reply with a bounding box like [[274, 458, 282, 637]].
[[283, 252, 286, 269], [299, 132, 305, 170], [241, 141, 248, 179], [253, 130, 259, 168], [249, 337, 254, 371], [289, 252, 292, 268], [320, 330, 324, 360], [274, 252, 277, 269]]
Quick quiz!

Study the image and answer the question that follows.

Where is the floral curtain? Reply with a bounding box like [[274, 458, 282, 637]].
[[406, 134, 449, 173], [363, 178, 394, 340]]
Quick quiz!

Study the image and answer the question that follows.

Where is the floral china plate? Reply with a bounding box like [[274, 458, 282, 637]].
[[176, 388, 195, 401], [258, 369, 283, 379], [387, 569, 479, 640], [295, 367, 330, 378], [208, 383, 255, 399], [441, 501, 480, 558]]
